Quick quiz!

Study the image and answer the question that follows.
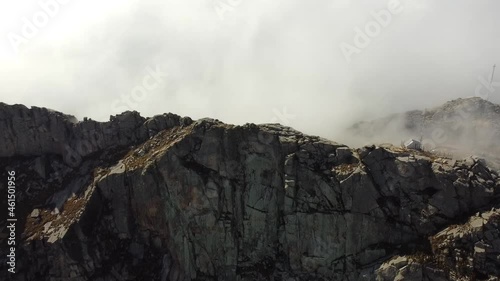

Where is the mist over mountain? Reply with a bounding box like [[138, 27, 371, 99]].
[[2, 1, 500, 280], [348, 97, 500, 167], [1, 0, 500, 139]]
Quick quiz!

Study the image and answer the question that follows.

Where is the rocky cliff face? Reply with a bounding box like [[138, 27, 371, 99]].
[[1, 104, 500, 281]]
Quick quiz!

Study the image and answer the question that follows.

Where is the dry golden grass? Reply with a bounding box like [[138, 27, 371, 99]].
[[123, 125, 194, 170], [24, 190, 90, 241]]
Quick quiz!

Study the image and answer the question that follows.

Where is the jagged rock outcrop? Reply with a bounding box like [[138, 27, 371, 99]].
[[0, 102, 192, 164], [1, 104, 500, 280], [376, 209, 500, 281]]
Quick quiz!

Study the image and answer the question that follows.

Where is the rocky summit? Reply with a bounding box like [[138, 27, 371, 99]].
[[1, 103, 500, 281]]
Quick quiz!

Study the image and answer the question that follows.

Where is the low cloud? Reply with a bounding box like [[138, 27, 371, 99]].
[[1, 0, 500, 147]]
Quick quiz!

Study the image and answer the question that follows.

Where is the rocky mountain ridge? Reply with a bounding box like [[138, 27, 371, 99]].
[[1, 103, 500, 280]]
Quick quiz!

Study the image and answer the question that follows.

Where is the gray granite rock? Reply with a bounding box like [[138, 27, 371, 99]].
[[1, 104, 500, 280]]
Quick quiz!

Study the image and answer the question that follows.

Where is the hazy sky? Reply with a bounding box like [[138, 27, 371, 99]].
[[1, 0, 499, 142]]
